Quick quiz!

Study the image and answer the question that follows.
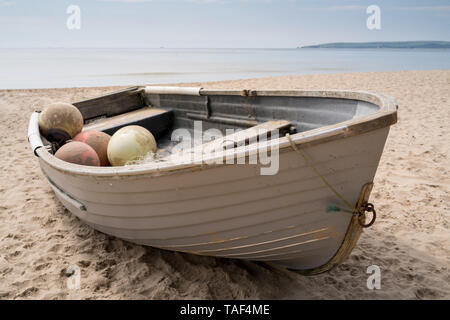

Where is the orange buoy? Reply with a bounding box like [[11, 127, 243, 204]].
[[74, 130, 111, 166], [38, 102, 83, 144], [55, 141, 100, 166]]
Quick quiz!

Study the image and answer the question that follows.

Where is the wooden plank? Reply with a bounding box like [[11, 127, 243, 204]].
[[188, 120, 292, 154], [73, 87, 144, 121], [83, 107, 167, 132]]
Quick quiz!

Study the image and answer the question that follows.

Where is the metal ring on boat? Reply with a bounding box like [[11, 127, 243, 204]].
[[358, 203, 376, 228]]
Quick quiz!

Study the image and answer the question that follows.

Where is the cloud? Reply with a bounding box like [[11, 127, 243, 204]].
[[0, 15, 50, 28], [184, 0, 229, 3], [97, 0, 230, 3], [325, 5, 366, 11], [393, 6, 450, 12], [299, 5, 366, 12], [98, 0, 154, 3], [98, 0, 228, 2], [99, 0, 272, 3], [0, 0, 14, 8]]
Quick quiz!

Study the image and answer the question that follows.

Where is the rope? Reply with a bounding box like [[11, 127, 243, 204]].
[[286, 133, 377, 228], [285, 133, 355, 212]]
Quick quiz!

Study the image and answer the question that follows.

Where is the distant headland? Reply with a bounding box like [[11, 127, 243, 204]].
[[300, 41, 450, 49]]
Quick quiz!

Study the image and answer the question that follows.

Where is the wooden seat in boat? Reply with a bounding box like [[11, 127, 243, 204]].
[[83, 107, 173, 138]]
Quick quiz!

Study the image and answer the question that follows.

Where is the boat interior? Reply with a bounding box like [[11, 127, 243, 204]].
[[76, 87, 380, 155]]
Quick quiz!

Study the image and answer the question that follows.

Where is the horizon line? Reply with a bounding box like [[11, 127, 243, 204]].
[[2, 40, 450, 50]]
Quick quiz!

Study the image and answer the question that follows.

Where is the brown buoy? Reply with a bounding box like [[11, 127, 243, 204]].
[[38, 102, 83, 144], [74, 130, 111, 166], [55, 141, 100, 166]]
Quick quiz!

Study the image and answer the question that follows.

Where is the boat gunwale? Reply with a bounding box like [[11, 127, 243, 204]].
[[32, 88, 397, 177]]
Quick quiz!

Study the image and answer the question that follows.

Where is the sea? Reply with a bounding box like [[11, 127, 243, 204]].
[[1, 48, 449, 89]]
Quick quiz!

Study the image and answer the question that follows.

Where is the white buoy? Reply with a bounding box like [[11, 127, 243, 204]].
[[107, 125, 157, 166]]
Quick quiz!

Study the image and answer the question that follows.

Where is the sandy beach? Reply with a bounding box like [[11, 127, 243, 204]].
[[0, 70, 449, 299]]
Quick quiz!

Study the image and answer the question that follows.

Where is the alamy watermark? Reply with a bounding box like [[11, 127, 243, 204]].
[[66, 265, 81, 290], [65, 4, 380, 31], [366, 5, 381, 30], [167, 121, 280, 176], [366, 265, 381, 290], [66, 5, 81, 30]]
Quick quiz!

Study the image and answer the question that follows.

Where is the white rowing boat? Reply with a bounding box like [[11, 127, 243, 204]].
[[28, 86, 397, 274]]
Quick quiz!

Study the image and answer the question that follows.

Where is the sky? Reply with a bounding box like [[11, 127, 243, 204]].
[[0, 0, 449, 48]]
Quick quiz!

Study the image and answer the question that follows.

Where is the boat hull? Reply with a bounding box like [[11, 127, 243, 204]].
[[39, 126, 389, 271]]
